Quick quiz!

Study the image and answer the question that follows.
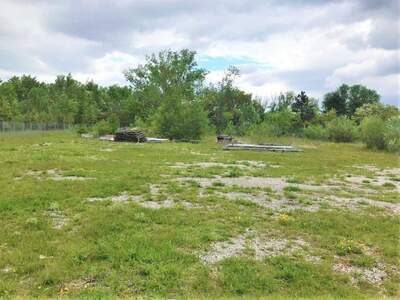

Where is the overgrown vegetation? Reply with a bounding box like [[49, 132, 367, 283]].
[[0, 49, 398, 149], [0, 132, 399, 298]]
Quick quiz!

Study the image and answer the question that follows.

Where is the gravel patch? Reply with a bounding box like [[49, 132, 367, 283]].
[[87, 192, 201, 209], [46, 210, 69, 229], [199, 230, 250, 264], [216, 191, 320, 212], [19, 169, 94, 181], [170, 160, 267, 169], [199, 230, 313, 265], [328, 196, 400, 214], [333, 263, 387, 285], [251, 236, 309, 260], [178, 176, 341, 193]]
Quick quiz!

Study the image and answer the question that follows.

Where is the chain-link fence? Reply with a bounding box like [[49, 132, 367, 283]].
[[0, 121, 72, 133]]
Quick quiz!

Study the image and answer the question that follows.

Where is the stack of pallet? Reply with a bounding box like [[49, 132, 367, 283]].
[[114, 128, 147, 143]]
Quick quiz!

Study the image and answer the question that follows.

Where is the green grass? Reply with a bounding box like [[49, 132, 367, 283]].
[[0, 131, 399, 298]]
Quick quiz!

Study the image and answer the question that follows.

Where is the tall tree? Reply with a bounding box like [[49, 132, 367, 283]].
[[201, 66, 264, 134], [124, 49, 209, 139], [291, 91, 317, 124], [323, 84, 380, 117], [124, 49, 207, 121]]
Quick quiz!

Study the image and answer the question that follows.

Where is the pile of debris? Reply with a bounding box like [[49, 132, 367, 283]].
[[224, 143, 301, 152], [114, 128, 147, 143], [217, 134, 233, 143]]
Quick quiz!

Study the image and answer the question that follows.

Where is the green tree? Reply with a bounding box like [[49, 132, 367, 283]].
[[323, 84, 348, 116], [323, 84, 380, 117], [201, 66, 264, 134], [269, 91, 295, 112], [125, 49, 208, 139], [124, 49, 207, 121], [291, 91, 318, 124]]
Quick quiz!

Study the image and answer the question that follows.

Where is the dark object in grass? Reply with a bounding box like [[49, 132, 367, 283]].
[[223, 143, 301, 152], [217, 134, 233, 143], [114, 128, 147, 143]]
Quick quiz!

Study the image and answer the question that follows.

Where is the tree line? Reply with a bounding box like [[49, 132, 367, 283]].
[[0, 49, 398, 146]]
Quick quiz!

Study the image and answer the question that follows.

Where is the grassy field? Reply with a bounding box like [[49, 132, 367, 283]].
[[0, 131, 399, 299]]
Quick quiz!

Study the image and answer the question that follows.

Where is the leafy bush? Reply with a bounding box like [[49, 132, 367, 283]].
[[304, 124, 329, 140], [94, 115, 120, 137], [262, 109, 302, 137], [154, 98, 208, 140], [327, 117, 357, 142], [384, 116, 400, 153], [75, 125, 89, 134], [360, 116, 386, 150], [354, 102, 399, 123]]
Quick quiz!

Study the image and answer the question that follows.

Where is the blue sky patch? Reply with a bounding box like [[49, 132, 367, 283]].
[[197, 56, 257, 71]]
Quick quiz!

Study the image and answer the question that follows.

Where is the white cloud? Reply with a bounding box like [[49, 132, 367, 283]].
[[0, 0, 398, 103], [130, 29, 188, 49], [75, 51, 141, 85]]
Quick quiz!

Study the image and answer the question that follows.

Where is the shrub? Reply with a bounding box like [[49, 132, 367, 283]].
[[354, 102, 399, 123], [94, 115, 120, 137], [304, 124, 329, 140], [154, 98, 208, 140], [75, 125, 89, 134], [360, 116, 386, 150], [327, 117, 357, 142], [262, 109, 302, 137], [384, 116, 400, 153]]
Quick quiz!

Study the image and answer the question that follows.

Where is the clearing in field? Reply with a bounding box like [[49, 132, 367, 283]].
[[0, 132, 399, 298]]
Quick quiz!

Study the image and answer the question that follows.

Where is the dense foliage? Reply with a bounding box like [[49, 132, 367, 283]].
[[322, 84, 380, 117], [0, 48, 398, 148]]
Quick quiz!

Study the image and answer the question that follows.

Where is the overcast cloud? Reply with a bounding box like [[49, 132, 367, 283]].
[[0, 0, 398, 104]]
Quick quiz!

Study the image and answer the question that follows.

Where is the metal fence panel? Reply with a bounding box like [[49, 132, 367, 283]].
[[0, 121, 72, 133]]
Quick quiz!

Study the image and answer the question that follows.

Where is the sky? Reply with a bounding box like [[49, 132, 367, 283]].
[[0, 0, 399, 105]]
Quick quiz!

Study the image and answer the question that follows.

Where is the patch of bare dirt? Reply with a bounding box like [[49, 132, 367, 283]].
[[46, 210, 69, 229], [87, 192, 201, 209], [170, 160, 267, 169], [333, 263, 387, 285], [60, 277, 97, 293], [216, 191, 320, 212], [199, 231, 249, 264], [18, 169, 94, 181], [179, 176, 341, 192], [251, 236, 309, 260], [328, 196, 400, 214], [199, 230, 316, 265]]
